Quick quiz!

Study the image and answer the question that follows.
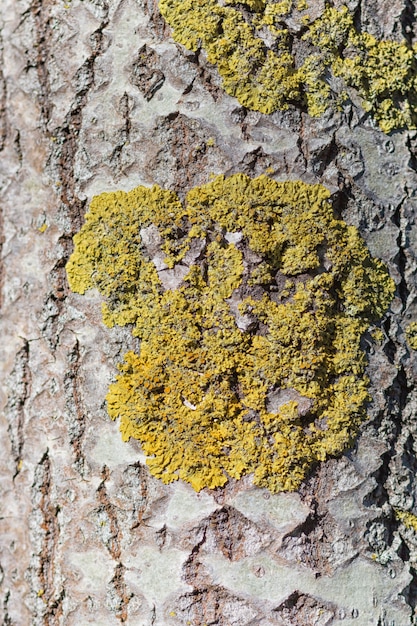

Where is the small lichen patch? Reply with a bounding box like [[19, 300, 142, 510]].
[[406, 322, 417, 350], [395, 509, 417, 533], [158, 0, 417, 132], [67, 174, 394, 493]]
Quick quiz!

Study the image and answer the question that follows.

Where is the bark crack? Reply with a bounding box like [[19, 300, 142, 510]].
[[96, 465, 122, 561], [5, 340, 31, 478], [96, 467, 134, 621], [41, 10, 110, 350], [30, 451, 64, 626], [110, 91, 132, 169], [2, 589, 12, 626], [125, 463, 148, 531], [64, 339, 87, 474], [29, 0, 53, 128], [0, 28, 7, 151], [108, 562, 132, 623]]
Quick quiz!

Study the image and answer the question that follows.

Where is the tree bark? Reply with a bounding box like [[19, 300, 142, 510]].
[[1, 0, 417, 624]]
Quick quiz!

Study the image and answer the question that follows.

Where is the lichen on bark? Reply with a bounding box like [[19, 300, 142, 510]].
[[67, 173, 394, 492], [158, 0, 417, 132]]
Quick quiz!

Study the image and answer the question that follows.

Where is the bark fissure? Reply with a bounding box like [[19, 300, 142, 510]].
[[400, 0, 416, 44], [2, 589, 12, 626], [96, 465, 122, 561], [64, 339, 86, 474], [95, 466, 134, 620], [143, 0, 171, 41], [41, 12, 110, 350], [125, 463, 148, 531], [110, 91, 132, 169], [0, 28, 7, 152], [392, 199, 410, 313], [108, 562, 132, 623], [5, 340, 31, 477], [29, 0, 53, 128], [30, 451, 63, 626]]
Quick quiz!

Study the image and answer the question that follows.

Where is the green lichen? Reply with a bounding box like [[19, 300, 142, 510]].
[[67, 174, 394, 493], [158, 0, 417, 132], [406, 322, 417, 350]]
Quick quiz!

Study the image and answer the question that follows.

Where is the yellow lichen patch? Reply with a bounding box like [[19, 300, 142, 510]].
[[67, 174, 394, 493], [308, 7, 417, 133], [158, 0, 417, 132], [371, 328, 384, 344], [395, 509, 417, 533], [406, 322, 417, 350]]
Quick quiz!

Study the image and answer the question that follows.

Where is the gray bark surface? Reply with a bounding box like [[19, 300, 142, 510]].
[[1, 0, 417, 624]]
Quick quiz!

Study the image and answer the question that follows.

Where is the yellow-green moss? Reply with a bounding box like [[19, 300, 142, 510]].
[[406, 322, 417, 350], [67, 174, 394, 493], [158, 0, 417, 132]]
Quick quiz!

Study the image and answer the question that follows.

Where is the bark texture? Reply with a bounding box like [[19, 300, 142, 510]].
[[1, 0, 417, 624]]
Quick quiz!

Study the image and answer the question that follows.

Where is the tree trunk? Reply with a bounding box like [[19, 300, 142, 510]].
[[1, 0, 417, 624]]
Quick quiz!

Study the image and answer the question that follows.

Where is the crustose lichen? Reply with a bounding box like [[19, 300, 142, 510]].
[[67, 174, 394, 492]]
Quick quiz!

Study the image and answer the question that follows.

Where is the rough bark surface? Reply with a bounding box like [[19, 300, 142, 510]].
[[1, 1, 417, 625]]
